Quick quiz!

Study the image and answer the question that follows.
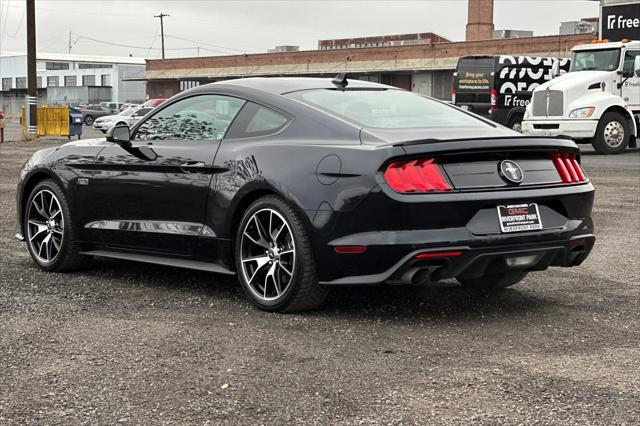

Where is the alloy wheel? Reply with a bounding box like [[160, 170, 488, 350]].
[[240, 208, 296, 302], [26, 189, 64, 263], [604, 120, 624, 148]]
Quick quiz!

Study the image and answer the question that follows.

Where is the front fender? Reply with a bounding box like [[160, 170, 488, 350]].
[[568, 93, 629, 120]]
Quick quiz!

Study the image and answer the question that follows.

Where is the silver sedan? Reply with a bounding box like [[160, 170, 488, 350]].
[[92, 107, 154, 133]]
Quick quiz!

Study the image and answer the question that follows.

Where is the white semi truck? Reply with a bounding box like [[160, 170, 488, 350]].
[[522, 40, 640, 154]]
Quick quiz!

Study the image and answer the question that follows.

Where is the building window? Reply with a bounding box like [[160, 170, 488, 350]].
[[64, 75, 77, 87], [47, 76, 59, 87], [2, 78, 12, 91], [179, 80, 200, 91], [45, 61, 70, 70], [16, 77, 27, 89], [37, 77, 43, 88], [78, 63, 113, 69], [101, 74, 111, 86], [82, 75, 96, 86]]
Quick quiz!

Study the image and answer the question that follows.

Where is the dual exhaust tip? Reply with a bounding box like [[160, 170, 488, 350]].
[[401, 266, 445, 285]]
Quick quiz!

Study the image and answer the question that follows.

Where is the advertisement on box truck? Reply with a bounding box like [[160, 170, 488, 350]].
[[453, 55, 570, 131]]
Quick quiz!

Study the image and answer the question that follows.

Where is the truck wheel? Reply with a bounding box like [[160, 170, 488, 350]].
[[592, 112, 630, 154], [508, 115, 524, 133]]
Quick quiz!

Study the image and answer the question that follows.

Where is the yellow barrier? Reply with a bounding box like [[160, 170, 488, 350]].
[[21, 105, 70, 137]]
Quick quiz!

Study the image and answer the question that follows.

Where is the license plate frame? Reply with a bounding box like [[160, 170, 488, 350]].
[[497, 203, 543, 233]]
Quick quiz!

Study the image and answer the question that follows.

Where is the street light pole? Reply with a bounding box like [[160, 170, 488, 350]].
[[154, 13, 169, 59], [26, 0, 37, 135]]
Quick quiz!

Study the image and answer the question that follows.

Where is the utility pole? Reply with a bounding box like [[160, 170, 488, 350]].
[[154, 13, 169, 59], [26, 0, 37, 136], [68, 30, 72, 53]]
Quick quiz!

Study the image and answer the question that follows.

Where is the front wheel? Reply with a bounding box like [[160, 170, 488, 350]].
[[235, 195, 328, 312], [24, 179, 92, 271], [457, 270, 528, 290], [83, 115, 94, 126], [592, 112, 630, 154]]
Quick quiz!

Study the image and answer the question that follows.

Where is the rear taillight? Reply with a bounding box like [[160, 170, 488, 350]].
[[490, 89, 498, 110], [451, 88, 456, 104], [384, 159, 452, 193], [552, 152, 587, 183]]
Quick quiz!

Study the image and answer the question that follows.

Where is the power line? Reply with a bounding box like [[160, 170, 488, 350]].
[[5, 4, 25, 38], [146, 29, 161, 59], [165, 34, 245, 54]]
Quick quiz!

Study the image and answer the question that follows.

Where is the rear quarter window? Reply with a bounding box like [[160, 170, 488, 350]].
[[225, 102, 290, 139]]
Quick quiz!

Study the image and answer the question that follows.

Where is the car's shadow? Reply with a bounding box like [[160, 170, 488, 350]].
[[78, 258, 551, 322]]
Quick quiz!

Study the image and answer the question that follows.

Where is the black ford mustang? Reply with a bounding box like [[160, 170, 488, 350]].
[[16, 77, 595, 312]]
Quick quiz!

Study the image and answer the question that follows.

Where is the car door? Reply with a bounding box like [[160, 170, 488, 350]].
[[621, 50, 639, 112], [86, 93, 246, 255]]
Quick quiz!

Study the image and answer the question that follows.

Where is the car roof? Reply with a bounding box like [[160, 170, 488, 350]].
[[197, 77, 395, 95]]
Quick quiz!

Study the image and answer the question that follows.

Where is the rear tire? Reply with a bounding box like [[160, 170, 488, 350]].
[[592, 112, 630, 154], [24, 179, 92, 272], [235, 195, 328, 312], [457, 270, 528, 290]]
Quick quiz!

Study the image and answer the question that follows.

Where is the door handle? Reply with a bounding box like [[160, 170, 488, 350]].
[[179, 161, 206, 173], [180, 161, 205, 168]]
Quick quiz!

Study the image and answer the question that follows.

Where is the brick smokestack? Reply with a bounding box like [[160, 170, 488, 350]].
[[466, 0, 495, 41]]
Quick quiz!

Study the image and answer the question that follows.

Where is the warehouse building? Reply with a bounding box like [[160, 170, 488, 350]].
[[0, 52, 146, 114]]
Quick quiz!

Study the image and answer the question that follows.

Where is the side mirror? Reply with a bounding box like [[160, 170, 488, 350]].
[[106, 124, 131, 148], [551, 59, 561, 78], [635, 56, 640, 78]]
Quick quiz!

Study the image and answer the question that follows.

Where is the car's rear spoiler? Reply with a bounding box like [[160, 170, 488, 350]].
[[393, 135, 573, 147]]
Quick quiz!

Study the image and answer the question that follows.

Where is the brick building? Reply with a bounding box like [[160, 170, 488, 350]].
[[142, 33, 594, 101], [139, 0, 596, 101]]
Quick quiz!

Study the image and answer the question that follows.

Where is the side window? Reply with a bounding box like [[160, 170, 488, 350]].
[[135, 94, 245, 141], [623, 51, 639, 76], [225, 102, 289, 139], [132, 107, 153, 118]]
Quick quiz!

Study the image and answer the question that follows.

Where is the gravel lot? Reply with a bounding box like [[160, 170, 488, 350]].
[[1, 138, 638, 424]]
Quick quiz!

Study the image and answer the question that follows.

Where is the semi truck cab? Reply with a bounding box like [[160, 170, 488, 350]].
[[522, 40, 640, 154]]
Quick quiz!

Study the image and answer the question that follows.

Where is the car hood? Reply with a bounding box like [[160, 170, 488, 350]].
[[360, 126, 518, 145], [95, 115, 119, 122], [60, 137, 107, 148], [534, 70, 611, 92]]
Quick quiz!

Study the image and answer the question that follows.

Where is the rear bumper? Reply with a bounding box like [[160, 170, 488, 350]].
[[319, 233, 594, 285], [313, 181, 595, 284], [522, 119, 597, 139]]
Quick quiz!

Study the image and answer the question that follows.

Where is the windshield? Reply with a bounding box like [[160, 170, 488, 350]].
[[287, 89, 490, 129], [455, 57, 494, 91], [118, 107, 136, 116], [570, 48, 621, 72]]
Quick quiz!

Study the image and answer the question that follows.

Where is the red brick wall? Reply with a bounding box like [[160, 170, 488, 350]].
[[146, 80, 179, 99], [147, 33, 595, 74], [466, 0, 495, 41], [318, 32, 450, 48]]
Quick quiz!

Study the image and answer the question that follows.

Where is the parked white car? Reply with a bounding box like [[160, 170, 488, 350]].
[[93, 106, 154, 133]]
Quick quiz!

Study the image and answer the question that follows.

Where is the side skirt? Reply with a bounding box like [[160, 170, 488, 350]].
[[80, 250, 236, 275]]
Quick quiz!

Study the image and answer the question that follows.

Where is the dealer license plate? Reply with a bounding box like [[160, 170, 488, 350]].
[[497, 203, 543, 233], [460, 105, 470, 111]]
